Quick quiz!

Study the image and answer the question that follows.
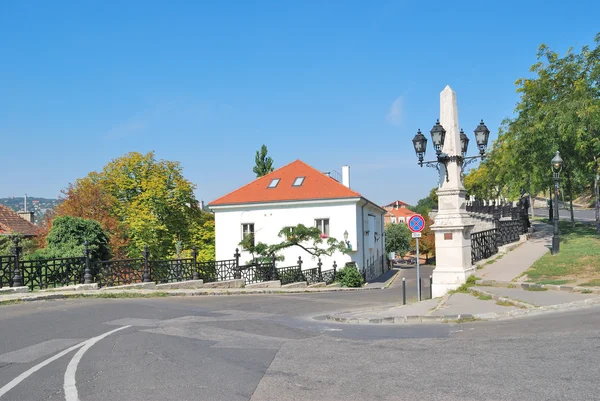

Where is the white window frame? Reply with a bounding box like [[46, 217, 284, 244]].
[[242, 223, 255, 247], [315, 218, 330, 236]]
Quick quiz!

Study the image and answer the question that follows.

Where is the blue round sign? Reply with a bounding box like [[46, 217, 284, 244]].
[[408, 214, 425, 233]]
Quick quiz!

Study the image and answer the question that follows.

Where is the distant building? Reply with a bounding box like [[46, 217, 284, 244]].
[[208, 160, 386, 273], [383, 200, 416, 225], [0, 204, 40, 237]]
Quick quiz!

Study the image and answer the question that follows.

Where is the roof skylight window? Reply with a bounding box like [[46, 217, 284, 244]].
[[292, 177, 305, 187], [268, 178, 280, 188]]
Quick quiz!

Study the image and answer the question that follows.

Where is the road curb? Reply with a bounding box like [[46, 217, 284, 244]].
[[0, 285, 386, 305], [324, 296, 600, 325], [475, 280, 600, 294]]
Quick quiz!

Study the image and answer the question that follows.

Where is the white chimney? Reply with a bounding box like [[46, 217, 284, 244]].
[[342, 165, 350, 188]]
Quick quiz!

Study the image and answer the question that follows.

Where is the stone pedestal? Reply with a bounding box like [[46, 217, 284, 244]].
[[431, 86, 475, 298]]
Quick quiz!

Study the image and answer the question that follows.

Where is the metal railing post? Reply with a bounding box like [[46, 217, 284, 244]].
[[83, 240, 93, 284], [317, 258, 322, 282], [192, 246, 199, 280], [10, 237, 23, 288], [332, 261, 337, 282], [234, 248, 241, 279], [271, 254, 277, 281], [402, 277, 406, 305], [142, 245, 151, 282]]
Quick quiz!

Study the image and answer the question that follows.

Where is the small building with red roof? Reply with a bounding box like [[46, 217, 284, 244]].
[[383, 200, 417, 225], [208, 160, 387, 277]]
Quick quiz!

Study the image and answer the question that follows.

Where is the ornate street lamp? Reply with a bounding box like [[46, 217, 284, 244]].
[[551, 150, 563, 255], [474, 120, 491, 155], [412, 129, 427, 165], [411, 119, 490, 180], [459, 129, 469, 157], [430, 119, 446, 155]]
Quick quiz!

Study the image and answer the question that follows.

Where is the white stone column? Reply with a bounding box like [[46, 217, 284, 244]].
[[431, 86, 475, 297]]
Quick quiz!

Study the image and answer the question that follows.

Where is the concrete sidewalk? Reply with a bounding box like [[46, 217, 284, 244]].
[[326, 284, 600, 324], [477, 221, 552, 282]]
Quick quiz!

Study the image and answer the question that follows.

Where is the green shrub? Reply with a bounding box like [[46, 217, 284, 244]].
[[336, 264, 364, 288]]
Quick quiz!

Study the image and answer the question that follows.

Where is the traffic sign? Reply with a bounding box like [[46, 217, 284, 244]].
[[408, 214, 425, 233], [412, 232, 422, 238]]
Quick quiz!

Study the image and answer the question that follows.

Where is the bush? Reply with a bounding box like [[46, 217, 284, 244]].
[[29, 216, 110, 261], [336, 264, 365, 288]]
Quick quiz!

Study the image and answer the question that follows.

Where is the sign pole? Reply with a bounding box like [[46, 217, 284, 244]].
[[416, 236, 420, 301]]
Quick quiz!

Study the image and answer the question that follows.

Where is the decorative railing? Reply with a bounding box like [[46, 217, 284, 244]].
[[94, 258, 145, 288], [497, 220, 522, 246], [0, 255, 14, 288], [1, 240, 345, 291], [471, 229, 498, 264]]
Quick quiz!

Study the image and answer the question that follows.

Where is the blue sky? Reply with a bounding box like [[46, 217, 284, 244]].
[[1, 1, 598, 206]]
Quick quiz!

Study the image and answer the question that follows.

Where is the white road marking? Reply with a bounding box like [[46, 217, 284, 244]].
[[0, 343, 85, 398], [0, 326, 130, 400], [64, 325, 131, 401]]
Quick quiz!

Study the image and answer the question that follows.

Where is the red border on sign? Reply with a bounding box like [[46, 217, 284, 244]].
[[408, 214, 425, 233]]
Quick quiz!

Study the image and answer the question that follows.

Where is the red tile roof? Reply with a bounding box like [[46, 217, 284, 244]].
[[0, 205, 40, 236], [384, 200, 410, 208], [386, 208, 417, 218], [209, 160, 362, 206]]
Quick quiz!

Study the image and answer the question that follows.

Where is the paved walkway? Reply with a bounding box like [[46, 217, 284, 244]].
[[477, 221, 552, 282], [326, 222, 600, 324]]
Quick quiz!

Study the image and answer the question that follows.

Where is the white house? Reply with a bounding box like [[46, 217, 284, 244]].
[[208, 160, 386, 277]]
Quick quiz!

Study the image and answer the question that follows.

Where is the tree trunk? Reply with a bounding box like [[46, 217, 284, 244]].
[[566, 169, 575, 227], [595, 173, 600, 234]]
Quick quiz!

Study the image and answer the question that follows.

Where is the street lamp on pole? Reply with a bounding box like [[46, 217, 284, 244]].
[[411, 119, 490, 179], [551, 150, 563, 255]]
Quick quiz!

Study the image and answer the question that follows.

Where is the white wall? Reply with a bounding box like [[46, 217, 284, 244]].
[[213, 200, 361, 270]]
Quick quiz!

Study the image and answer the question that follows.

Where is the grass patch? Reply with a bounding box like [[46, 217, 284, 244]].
[[450, 275, 479, 294], [454, 316, 482, 323], [525, 286, 548, 291], [524, 222, 600, 283], [496, 300, 514, 307], [528, 279, 571, 285], [0, 299, 24, 306], [580, 289, 593, 294], [579, 279, 600, 287], [478, 294, 493, 301]]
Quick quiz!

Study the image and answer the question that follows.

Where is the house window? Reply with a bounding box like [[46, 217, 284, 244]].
[[391, 217, 397, 224], [268, 178, 280, 188], [242, 223, 255, 247], [315, 219, 329, 236], [292, 177, 305, 187]]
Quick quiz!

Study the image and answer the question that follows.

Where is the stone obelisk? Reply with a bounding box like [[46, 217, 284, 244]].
[[431, 86, 475, 297]]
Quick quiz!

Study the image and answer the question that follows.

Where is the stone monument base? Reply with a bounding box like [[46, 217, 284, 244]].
[[431, 266, 476, 298]]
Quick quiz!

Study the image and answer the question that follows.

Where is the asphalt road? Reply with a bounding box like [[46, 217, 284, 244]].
[[533, 207, 598, 223], [1, 289, 599, 401]]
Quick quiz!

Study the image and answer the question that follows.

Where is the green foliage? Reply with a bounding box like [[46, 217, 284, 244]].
[[454, 275, 478, 293], [409, 187, 438, 215], [253, 144, 275, 177], [465, 32, 600, 226], [336, 264, 365, 287], [525, 221, 600, 283], [240, 224, 350, 263], [0, 235, 37, 256], [384, 222, 411, 257], [29, 216, 110, 261]]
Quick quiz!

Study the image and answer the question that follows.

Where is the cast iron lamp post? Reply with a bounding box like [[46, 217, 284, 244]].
[[412, 119, 490, 179], [551, 150, 563, 255]]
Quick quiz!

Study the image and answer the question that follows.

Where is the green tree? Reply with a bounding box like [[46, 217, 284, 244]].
[[55, 151, 215, 259], [30, 216, 110, 261], [409, 187, 438, 216], [467, 33, 600, 229], [240, 224, 349, 263], [253, 144, 274, 177], [384, 222, 411, 257]]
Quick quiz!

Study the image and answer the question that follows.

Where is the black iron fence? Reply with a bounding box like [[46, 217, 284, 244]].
[[470, 201, 530, 263], [0, 238, 342, 290]]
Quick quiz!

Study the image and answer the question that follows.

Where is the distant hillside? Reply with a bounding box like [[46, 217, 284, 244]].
[[0, 197, 61, 224]]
